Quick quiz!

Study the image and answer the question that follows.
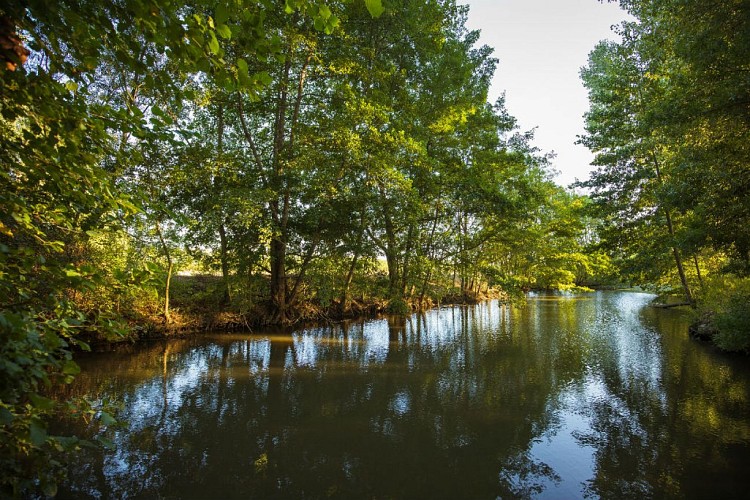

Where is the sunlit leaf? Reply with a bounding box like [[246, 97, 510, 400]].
[[216, 23, 232, 40], [208, 32, 220, 55], [364, 0, 385, 18], [256, 71, 272, 86]]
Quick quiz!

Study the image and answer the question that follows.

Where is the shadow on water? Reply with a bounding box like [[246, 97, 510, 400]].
[[56, 291, 750, 499]]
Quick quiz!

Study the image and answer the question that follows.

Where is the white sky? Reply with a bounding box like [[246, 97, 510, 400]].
[[461, 0, 630, 187]]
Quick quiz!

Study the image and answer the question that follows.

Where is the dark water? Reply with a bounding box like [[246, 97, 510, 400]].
[[58, 292, 750, 499]]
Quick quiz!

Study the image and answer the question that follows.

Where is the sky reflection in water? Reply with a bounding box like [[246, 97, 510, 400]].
[[59, 291, 750, 499]]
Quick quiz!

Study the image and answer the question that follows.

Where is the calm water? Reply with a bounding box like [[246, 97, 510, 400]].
[[58, 292, 750, 499]]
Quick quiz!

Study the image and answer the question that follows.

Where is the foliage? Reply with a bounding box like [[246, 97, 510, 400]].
[[0, 0, 384, 495], [714, 295, 750, 354], [386, 297, 411, 315], [577, 0, 750, 322], [1, 0, 624, 493], [695, 274, 750, 353], [0, 2, 131, 492]]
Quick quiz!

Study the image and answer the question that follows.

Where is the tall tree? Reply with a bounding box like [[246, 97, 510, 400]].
[[579, 0, 750, 298], [577, 39, 694, 303]]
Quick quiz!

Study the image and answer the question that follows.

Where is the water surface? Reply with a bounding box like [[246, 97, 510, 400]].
[[59, 292, 750, 498]]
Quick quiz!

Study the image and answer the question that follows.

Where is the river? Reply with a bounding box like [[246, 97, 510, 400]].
[[57, 291, 750, 499]]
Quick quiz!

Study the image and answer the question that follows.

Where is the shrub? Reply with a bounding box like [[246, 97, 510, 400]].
[[696, 274, 750, 352], [386, 297, 411, 315], [713, 290, 750, 353]]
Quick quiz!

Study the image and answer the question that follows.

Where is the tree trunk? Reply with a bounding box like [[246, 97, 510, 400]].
[[266, 33, 303, 324], [216, 103, 231, 306], [288, 237, 319, 308], [459, 213, 469, 293], [651, 152, 694, 306], [669, 241, 693, 305], [341, 252, 360, 313], [154, 220, 173, 323], [693, 254, 704, 287], [419, 268, 432, 308], [164, 260, 173, 322], [380, 187, 400, 298], [269, 231, 288, 323], [218, 223, 232, 305], [401, 223, 415, 297]]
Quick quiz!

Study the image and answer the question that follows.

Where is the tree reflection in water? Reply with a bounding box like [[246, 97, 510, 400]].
[[57, 292, 750, 499]]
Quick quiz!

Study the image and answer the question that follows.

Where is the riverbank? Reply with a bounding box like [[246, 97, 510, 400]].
[[98, 275, 509, 347], [649, 284, 750, 354]]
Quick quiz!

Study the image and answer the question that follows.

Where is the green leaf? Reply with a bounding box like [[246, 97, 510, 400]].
[[0, 360, 22, 376], [62, 359, 81, 376], [364, 0, 385, 18], [216, 23, 232, 40], [216, 3, 229, 25], [30, 393, 55, 411], [72, 338, 91, 352], [54, 435, 81, 451], [0, 407, 13, 425], [326, 16, 340, 34], [196, 56, 211, 73], [223, 76, 235, 93], [144, 261, 161, 273], [99, 411, 117, 426], [208, 32, 220, 55], [97, 436, 116, 450], [118, 198, 140, 213], [237, 59, 253, 88], [29, 421, 47, 446], [256, 71, 272, 86]]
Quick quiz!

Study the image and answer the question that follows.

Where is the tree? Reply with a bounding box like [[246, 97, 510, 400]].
[[579, 0, 750, 302], [577, 38, 694, 303], [0, 0, 384, 493]]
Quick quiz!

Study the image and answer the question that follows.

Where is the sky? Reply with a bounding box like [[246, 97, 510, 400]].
[[461, 0, 631, 187]]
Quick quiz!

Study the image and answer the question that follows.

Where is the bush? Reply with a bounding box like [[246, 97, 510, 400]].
[[386, 297, 411, 315], [713, 291, 750, 352], [696, 274, 750, 352]]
